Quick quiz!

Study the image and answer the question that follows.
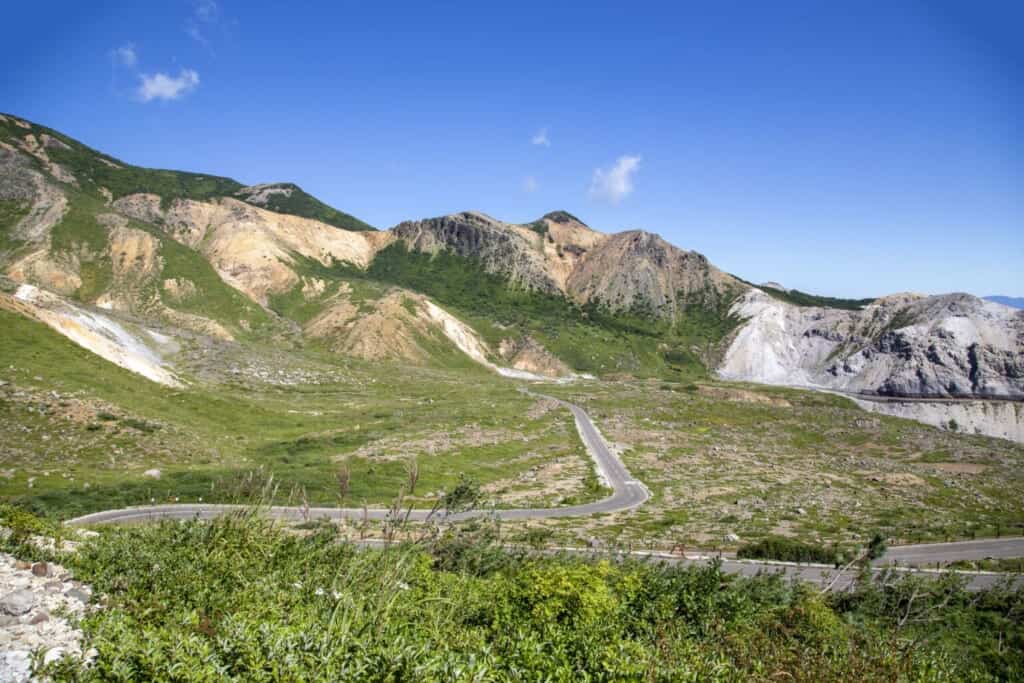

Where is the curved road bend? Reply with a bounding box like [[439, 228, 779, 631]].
[[64, 395, 1022, 590], [66, 395, 650, 526]]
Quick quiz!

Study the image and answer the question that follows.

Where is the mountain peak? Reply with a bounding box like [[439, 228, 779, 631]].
[[541, 210, 587, 227]]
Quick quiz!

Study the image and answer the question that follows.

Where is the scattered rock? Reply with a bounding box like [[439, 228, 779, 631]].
[[43, 647, 66, 666], [0, 590, 36, 616], [0, 552, 90, 673], [0, 650, 31, 683]]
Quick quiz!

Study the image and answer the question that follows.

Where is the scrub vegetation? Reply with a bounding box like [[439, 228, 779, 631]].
[[2, 510, 1018, 681]]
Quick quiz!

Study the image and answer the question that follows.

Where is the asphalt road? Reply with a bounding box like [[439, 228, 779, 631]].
[[65, 394, 650, 526], [64, 394, 1021, 590], [878, 537, 1024, 565]]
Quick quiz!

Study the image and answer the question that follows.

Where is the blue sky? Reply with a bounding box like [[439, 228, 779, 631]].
[[3, 1, 1021, 297]]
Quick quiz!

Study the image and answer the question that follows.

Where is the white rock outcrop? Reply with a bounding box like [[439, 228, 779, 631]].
[[720, 289, 1024, 400]]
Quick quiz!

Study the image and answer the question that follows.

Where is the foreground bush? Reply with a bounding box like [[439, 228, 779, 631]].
[[36, 515, 1024, 681]]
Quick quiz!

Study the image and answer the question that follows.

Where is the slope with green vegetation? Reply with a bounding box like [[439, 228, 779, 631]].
[[0, 113, 371, 225], [5, 512, 1021, 681], [235, 182, 376, 231], [0, 307, 601, 519], [758, 284, 875, 310], [330, 242, 743, 379], [730, 274, 875, 310]]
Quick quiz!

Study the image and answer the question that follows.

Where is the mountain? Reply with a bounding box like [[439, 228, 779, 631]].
[[720, 289, 1024, 399], [1, 112, 1021, 403], [986, 296, 1024, 310]]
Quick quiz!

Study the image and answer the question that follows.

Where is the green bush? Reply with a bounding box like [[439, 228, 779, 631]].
[[737, 536, 839, 564], [27, 514, 1024, 681]]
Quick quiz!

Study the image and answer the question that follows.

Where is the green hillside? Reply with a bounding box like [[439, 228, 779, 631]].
[[240, 182, 376, 231], [0, 114, 372, 229]]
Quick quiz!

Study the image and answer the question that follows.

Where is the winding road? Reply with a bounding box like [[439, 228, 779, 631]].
[[66, 395, 650, 526], [65, 394, 1022, 590]]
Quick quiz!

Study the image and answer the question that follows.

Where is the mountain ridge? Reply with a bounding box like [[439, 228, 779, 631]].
[[1, 112, 1021, 407]]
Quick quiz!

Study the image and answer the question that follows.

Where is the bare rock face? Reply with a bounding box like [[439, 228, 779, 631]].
[[498, 336, 572, 378], [720, 289, 1024, 400], [391, 213, 746, 322], [233, 183, 295, 207], [566, 230, 743, 318], [392, 212, 562, 294]]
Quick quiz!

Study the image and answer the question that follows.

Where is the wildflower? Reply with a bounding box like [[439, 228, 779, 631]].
[[314, 587, 325, 596]]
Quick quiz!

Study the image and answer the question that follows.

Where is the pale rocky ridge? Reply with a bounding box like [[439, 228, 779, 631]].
[[720, 289, 1024, 400], [719, 289, 1024, 440]]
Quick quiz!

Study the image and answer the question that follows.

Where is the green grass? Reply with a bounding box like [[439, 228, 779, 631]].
[[533, 378, 1024, 549], [15, 513, 1024, 681], [0, 308, 598, 518], [241, 183, 375, 231]]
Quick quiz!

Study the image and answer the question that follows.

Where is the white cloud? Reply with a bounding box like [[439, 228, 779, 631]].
[[138, 69, 200, 102], [111, 43, 137, 68], [589, 155, 641, 203], [530, 128, 550, 147], [523, 176, 539, 193]]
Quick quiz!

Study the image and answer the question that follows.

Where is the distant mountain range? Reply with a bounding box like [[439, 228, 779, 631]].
[[1, 111, 1021, 403], [985, 296, 1024, 310]]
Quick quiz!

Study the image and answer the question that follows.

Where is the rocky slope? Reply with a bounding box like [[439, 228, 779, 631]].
[[720, 289, 1024, 399], [0, 552, 94, 682], [391, 209, 743, 318]]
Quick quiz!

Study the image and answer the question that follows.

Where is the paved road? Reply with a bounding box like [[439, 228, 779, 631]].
[[878, 537, 1024, 565], [66, 394, 650, 527], [64, 394, 1022, 590]]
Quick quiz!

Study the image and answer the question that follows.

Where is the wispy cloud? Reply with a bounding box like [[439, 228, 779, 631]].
[[531, 128, 550, 147], [195, 0, 220, 22], [111, 43, 137, 68], [523, 176, 539, 193], [138, 69, 200, 102], [589, 155, 641, 203], [187, 0, 220, 46]]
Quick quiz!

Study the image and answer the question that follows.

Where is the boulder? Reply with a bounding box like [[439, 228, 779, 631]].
[[0, 589, 36, 616]]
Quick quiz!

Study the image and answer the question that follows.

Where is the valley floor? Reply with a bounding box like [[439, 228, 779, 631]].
[[2, 307, 1023, 556]]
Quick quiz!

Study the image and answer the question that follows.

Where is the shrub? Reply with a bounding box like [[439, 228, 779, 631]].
[[22, 513, 1024, 681], [737, 536, 839, 564]]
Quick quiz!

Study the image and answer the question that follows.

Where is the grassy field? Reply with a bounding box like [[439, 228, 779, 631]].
[[530, 378, 1024, 551], [2, 299, 1022, 554], [0, 309, 600, 518]]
